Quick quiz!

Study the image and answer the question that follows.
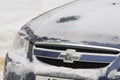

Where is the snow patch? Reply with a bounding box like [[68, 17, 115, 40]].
[[0, 72, 3, 80], [108, 69, 120, 79]]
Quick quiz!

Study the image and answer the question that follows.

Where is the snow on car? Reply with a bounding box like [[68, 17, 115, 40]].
[[3, 0, 120, 80]]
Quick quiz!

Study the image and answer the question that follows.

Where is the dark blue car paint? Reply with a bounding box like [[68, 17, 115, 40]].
[[106, 55, 120, 77], [80, 55, 116, 63], [34, 49, 60, 58]]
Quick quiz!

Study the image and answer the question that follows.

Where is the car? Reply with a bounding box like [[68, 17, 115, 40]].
[[3, 0, 120, 80]]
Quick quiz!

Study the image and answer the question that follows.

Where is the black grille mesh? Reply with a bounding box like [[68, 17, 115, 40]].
[[36, 56, 109, 69]]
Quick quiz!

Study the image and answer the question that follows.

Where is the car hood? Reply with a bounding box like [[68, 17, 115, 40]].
[[21, 0, 120, 49]]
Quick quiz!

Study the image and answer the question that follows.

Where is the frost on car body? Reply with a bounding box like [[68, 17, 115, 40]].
[[3, 0, 120, 80]]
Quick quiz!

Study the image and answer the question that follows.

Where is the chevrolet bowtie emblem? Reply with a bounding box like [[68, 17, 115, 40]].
[[58, 49, 80, 63]]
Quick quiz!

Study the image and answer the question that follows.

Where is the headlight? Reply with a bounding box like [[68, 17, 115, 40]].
[[14, 32, 29, 53]]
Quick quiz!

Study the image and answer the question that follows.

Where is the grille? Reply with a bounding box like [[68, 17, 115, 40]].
[[34, 42, 119, 69]]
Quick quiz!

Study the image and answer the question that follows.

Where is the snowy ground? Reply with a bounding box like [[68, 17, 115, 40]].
[[0, 0, 73, 80]]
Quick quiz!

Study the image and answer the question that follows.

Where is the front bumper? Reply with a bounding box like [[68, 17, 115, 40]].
[[6, 49, 120, 80]]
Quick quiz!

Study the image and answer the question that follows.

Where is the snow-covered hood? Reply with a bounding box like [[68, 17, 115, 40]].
[[21, 0, 120, 49]]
